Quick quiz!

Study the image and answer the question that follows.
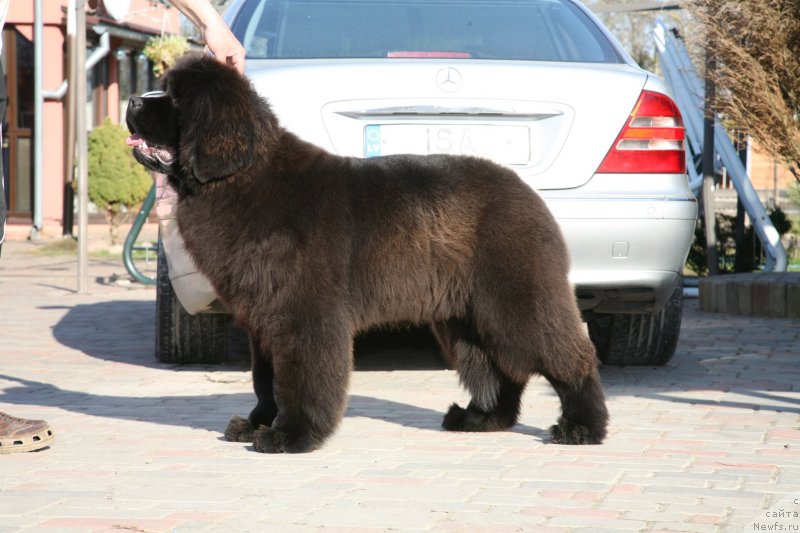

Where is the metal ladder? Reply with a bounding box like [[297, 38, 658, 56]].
[[653, 21, 788, 272]]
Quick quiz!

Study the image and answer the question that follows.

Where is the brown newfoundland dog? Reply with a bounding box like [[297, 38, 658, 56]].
[[126, 53, 608, 453]]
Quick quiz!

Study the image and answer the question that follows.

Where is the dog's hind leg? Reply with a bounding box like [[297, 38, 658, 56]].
[[520, 305, 609, 444], [480, 306, 609, 444], [538, 336, 609, 445], [470, 237, 609, 444], [546, 370, 608, 445], [433, 319, 527, 432], [252, 312, 353, 454], [490, 302, 608, 444], [225, 337, 278, 443]]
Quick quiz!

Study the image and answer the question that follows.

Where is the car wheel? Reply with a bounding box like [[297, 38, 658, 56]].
[[155, 233, 231, 364], [587, 279, 683, 366]]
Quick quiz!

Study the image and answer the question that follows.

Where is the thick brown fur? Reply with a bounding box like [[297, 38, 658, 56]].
[[126, 53, 609, 453]]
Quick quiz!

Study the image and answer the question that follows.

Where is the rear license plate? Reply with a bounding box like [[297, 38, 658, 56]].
[[364, 124, 530, 165]]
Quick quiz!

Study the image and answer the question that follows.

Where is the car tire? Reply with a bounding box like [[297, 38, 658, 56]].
[[587, 278, 683, 366], [155, 233, 231, 364]]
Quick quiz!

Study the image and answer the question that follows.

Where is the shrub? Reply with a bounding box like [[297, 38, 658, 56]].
[[688, 206, 793, 275], [87, 118, 152, 245], [143, 35, 190, 77]]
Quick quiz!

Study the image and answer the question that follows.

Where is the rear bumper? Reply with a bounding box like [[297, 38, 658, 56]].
[[542, 190, 697, 314], [570, 269, 682, 314]]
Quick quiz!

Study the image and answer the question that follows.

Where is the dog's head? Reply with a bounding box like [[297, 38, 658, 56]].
[[126, 53, 276, 189]]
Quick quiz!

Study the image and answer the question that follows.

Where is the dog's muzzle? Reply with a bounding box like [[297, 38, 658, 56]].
[[126, 91, 176, 165]]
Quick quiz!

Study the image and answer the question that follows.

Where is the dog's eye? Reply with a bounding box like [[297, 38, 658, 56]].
[[141, 90, 166, 98]]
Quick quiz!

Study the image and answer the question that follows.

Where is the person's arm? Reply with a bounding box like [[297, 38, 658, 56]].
[[169, 0, 245, 74]]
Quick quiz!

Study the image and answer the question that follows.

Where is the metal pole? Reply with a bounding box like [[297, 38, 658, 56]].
[[32, 0, 43, 240], [734, 132, 747, 272], [63, 0, 77, 236], [702, 46, 719, 276], [76, 1, 89, 294]]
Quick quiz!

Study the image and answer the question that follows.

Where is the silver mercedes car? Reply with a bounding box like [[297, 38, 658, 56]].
[[154, 0, 697, 366]]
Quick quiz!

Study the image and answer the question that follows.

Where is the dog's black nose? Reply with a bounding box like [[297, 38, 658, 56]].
[[128, 96, 143, 109]]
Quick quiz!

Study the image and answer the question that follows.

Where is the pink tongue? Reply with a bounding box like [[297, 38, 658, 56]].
[[125, 133, 144, 147]]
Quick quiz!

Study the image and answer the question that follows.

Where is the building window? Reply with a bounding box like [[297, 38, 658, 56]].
[[4, 28, 34, 218], [15, 30, 33, 130]]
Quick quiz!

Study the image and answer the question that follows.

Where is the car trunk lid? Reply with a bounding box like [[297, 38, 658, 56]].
[[247, 59, 648, 190]]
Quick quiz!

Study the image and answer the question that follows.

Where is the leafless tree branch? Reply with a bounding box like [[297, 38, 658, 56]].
[[684, 0, 800, 183]]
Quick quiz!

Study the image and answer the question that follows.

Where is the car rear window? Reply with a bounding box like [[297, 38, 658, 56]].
[[230, 0, 622, 63]]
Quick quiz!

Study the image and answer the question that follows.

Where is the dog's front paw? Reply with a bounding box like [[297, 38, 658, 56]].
[[441, 403, 468, 431], [253, 426, 318, 454], [442, 403, 492, 431], [549, 417, 605, 445], [224, 415, 257, 442]]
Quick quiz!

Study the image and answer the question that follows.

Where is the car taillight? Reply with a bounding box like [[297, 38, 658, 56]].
[[596, 90, 686, 174]]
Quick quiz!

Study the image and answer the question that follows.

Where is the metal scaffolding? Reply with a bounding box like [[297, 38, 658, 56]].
[[653, 21, 788, 272]]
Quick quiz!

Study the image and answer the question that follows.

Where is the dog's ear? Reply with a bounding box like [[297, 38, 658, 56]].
[[169, 56, 263, 183]]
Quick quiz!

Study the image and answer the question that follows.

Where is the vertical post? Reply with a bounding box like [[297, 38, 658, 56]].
[[76, 1, 89, 294], [702, 46, 719, 275], [734, 132, 747, 272], [773, 160, 779, 208], [32, 0, 43, 240], [63, 0, 77, 236]]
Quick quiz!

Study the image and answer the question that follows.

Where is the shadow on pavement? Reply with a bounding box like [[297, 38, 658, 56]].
[[49, 300, 163, 368], [50, 299, 448, 371], [0, 374, 547, 440], [598, 358, 800, 415]]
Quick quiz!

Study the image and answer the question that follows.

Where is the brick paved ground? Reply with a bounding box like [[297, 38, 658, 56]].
[[1, 238, 799, 532]]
